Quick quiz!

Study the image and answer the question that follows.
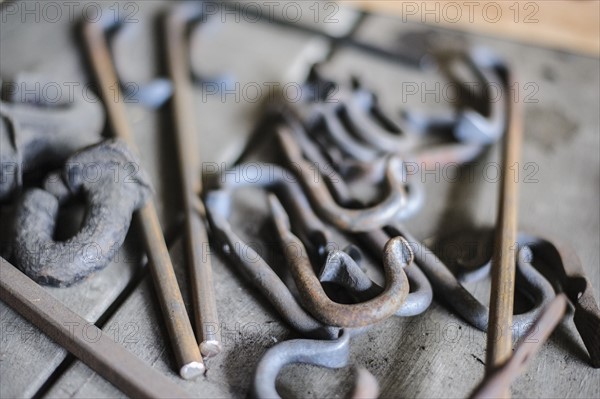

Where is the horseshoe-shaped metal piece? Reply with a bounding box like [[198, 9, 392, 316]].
[[0, 74, 105, 201], [401, 48, 507, 146], [204, 188, 340, 340], [253, 330, 379, 399], [517, 232, 600, 368], [269, 194, 410, 327], [276, 109, 425, 222], [384, 224, 554, 337], [319, 245, 433, 317], [97, 12, 173, 109], [290, 68, 415, 159], [276, 125, 409, 232], [452, 48, 507, 145], [11, 140, 152, 287]]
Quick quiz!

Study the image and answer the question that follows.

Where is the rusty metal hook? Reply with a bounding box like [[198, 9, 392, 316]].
[[269, 194, 410, 327], [379, 225, 554, 338], [451, 48, 507, 145], [276, 125, 410, 232], [292, 74, 415, 159], [319, 244, 433, 317], [516, 232, 600, 368], [205, 187, 339, 340], [277, 110, 425, 222], [470, 294, 569, 398]]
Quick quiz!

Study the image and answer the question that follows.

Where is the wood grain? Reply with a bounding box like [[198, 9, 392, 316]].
[[344, 1, 600, 56]]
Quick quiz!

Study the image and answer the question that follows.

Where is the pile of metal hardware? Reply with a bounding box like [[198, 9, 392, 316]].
[[1, 2, 599, 399]]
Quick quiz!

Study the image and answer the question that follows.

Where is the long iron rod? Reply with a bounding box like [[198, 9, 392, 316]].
[[165, 9, 221, 357], [0, 257, 192, 398], [486, 70, 523, 396], [473, 294, 567, 398], [82, 21, 205, 379]]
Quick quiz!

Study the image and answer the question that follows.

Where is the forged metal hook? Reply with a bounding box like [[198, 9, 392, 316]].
[[215, 162, 336, 258], [213, 163, 420, 324], [276, 125, 409, 232], [319, 245, 433, 317], [0, 74, 105, 201], [269, 194, 410, 327], [452, 48, 507, 145], [369, 224, 555, 338], [286, 59, 502, 178], [400, 47, 507, 146], [517, 233, 600, 368], [253, 330, 379, 399], [342, 86, 413, 153], [204, 188, 339, 340], [102, 2, 231, 109], [277, 109, 425, 221], [102, 15, 173, 109], [292, 82, 415, 160], [11, 140, 152, 286]]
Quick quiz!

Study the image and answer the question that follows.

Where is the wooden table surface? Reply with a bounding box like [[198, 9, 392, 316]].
[[1, 1, 599, 398], [348, 0, 600, 57]]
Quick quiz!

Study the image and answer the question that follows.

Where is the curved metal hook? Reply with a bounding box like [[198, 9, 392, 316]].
[[216, 162, 334, 257], [253, 330, 379, 399], [270, 194, 410, 327], [12, 140, 152, 286], [402, 48, 507, 145], [470, 294, 569, 398], [319, 245, 433, 317], [204, 188, 339, 340], [276, 125, 409, 232], [517, 232, 600, 368], [343, 85, 417, 153], [97, 12, 173, 109], [379, 225, 555, 338], [293, 67, 416, 158], [453, 47, 508, 145], [278, 110, 425, 222]]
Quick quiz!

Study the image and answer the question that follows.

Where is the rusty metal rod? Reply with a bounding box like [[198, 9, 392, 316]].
[[472, 294, 568, 399], [165, 7, 221, 357], [0, 257, 192, 398], [486, 69, 523, 394], [82, 21, 205, 378]]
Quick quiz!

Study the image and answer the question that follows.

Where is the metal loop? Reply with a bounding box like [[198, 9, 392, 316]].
[[253, 330, 379, 399], [319, 247, 433, 317], [269, 194, 410, 327], [205, 188, 339, 340], [276, 125, 409, 232]]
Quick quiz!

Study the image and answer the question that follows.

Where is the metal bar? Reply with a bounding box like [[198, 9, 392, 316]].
[[165, 8, 221, 357], [485, 70, 523, 395], [0, 257, 192, 399], [82, 21, 205, 379], [472, 294, 568, 399]]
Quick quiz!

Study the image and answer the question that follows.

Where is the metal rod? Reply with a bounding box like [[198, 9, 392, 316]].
[[165, 8, 221, 357], [0, 257, 192, 399], [82, 21, 205, 379], [472, 294, 568, 399], [485, 70, 523, 395]]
